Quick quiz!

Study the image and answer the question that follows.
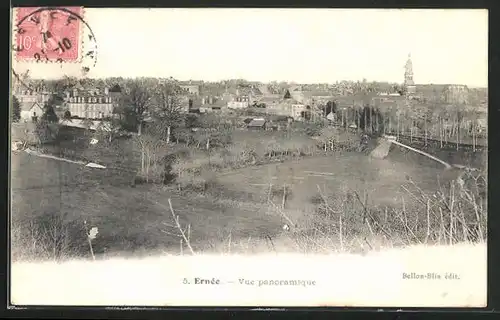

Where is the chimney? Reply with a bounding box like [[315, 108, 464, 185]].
[[65, 91, 70, 100], [104, 87, 109, 95]]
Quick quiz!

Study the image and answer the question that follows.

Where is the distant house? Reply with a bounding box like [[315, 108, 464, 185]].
[[13, 84, 51, 107], [247, 118, 267, 130], [15, 87, 51, 122], [221, 92, 235, 103], [20, 102, 44, 122], [256, 96, 281, 108], [228, 95, 251, 109], [290, 89, 335, 105], [208, 99, 227, 111], [180, 85, 200, 96], [65, 86, 120, 119], [185, 97, 204, 113], [179, 81, 202, 96], [201, 95, 218, 105], [264, 99, 308, 121]]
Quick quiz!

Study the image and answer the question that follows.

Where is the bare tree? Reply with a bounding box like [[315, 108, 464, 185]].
[[133, 121, 169, 183], [151, 81, 184, 144], [121, 78, 156, 135]]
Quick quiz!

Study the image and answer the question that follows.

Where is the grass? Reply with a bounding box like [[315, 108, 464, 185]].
[[11, 152, 287, 261], [10, 123, 488, 262]]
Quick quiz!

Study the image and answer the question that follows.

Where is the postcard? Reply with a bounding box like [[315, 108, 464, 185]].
[[9, 7, 488, 307]]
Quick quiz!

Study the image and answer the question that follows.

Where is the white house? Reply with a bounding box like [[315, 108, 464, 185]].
[[20, 102, 44, 122], [227, 95, 251, 109]]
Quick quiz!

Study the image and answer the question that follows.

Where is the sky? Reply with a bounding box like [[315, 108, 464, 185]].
[[11, 8, 488, 87]]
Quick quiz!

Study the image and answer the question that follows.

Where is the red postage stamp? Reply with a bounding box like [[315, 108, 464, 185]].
[[14, 7, 84, 63]]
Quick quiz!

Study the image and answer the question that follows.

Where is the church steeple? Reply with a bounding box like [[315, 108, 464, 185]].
[[404, 53, 416, 95]]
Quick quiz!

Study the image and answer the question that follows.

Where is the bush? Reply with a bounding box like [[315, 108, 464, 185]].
[[301, 174, 487, 249], [11, 212, 87, 261], [63, 110, 72, 120], [290, 121, 324, 137], [41, 104, 59, 123], [185, 114, 200, 128]]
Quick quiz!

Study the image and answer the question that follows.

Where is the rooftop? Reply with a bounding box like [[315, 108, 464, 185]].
[[247, 118, 266, 127], [302, 91, 334, 97], [21, 101, 43, 112]]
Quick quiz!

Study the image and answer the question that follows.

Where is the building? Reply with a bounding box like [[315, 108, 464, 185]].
[[13, 82, 52, 122], [185, 96, 203, 113], [404, 53, 417, 96], [227, 95, 251, 109], [201, 95, 217, 105], [247, 118, 267, 130], [20, 101, 44, 122], [65, 85, 121, 119], [207, 99, 227, 111], [290, 88, 334, 105], [14, 85, 51, 113], [256, 95, 282, 107], [179, 81, 201, 96], [265, 99, 308, 121]]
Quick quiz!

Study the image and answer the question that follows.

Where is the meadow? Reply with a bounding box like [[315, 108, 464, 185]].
[[10, 120, 488, 261]]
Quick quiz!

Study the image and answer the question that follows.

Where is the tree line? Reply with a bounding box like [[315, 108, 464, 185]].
[[316, 99, 486, 147]]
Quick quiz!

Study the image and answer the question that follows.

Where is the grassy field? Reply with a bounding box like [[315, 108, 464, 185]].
[[10, 150, 290, 260], [215, 152, 443, 207], [10, 124, 487, 261]]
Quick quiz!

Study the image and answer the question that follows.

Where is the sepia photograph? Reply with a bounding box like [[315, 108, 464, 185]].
[[9, 7, 488, 307]]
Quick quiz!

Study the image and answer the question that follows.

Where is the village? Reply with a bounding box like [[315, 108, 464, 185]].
[[12, 54, 488, 147]]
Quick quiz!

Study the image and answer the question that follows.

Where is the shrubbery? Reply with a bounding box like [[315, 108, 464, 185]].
[[296, 170, 487, 252]]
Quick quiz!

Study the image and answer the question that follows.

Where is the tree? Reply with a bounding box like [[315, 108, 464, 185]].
[[95, 118, 122, 143], [41, 104, 59, 123], [323, 100, 337, 116], [120, 78, 155, 135], [133, 121, 169, 183], [184, 114, 200, 128], [359, 105, 384, 135], [63, 110, 72, 121], [34, 119, 59, 145], [12, 96, 21, 122], [283, 89, 291, 99], [151, 81, 184, 144], [195, 114, 232, 150]]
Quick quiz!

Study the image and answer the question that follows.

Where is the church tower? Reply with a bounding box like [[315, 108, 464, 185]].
[[404, 53, 416, 96]]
